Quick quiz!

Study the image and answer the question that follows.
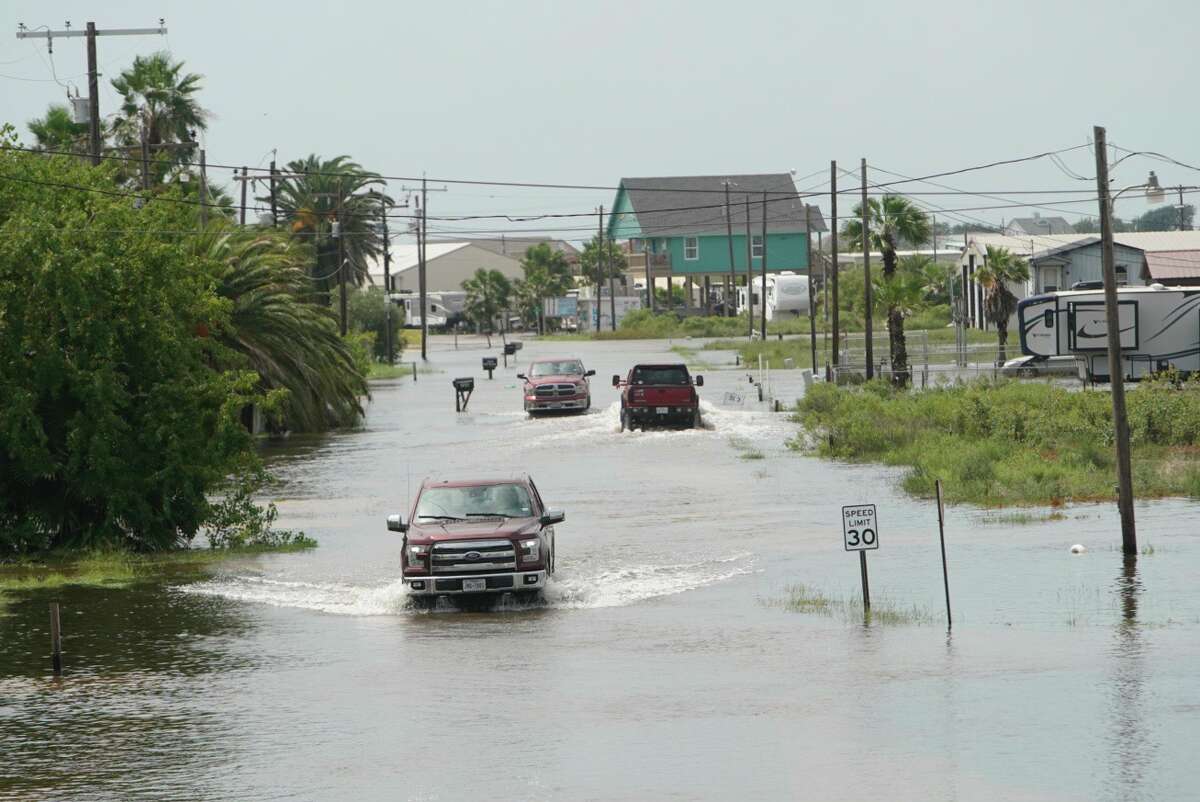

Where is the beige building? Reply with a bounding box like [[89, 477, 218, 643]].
[[368, 243, 525, 293]]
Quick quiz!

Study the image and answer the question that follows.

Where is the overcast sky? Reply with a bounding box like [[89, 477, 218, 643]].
[[5, 0, 1199, 242]]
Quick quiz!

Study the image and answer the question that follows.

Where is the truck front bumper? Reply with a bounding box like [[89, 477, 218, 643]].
[[526, 396, 588, 412], [403, 570, 547, 595]]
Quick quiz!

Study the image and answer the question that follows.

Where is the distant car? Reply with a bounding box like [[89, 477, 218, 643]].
[[388, 475, 563, 604], [1001, 355, 1080, 378], [518, 358, 595, 414], [613, 363, 703, 430]]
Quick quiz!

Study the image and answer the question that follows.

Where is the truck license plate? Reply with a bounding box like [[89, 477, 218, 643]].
[[462, 578, 487, 592], [656, 406, 669, 414]]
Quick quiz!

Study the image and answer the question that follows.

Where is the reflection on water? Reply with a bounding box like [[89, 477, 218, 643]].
[[1104, 557, 1155, 802]]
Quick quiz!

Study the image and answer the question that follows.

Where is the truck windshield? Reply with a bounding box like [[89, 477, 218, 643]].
[[631, 366, 690, 385], [415, 484, 534, 520], [530, 360, 583, 377]]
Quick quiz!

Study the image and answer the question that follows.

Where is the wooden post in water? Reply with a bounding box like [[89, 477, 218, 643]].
[[49, 602, 63, 676], [859, 552, 871, 612], [413, 362, 418, 382], [936, 479, 952, 628]]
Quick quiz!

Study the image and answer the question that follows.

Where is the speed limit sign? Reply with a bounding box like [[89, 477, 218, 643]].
[[842, 504, 879, 551]]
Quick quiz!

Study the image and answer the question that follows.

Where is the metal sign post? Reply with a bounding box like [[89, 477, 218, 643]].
[[843, 504, 879, 611]]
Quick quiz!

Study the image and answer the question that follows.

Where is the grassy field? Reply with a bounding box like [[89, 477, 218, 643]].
[[0, 544, 316, 613], [793, 378, 1200, 507], [764, 583, 939, 626]]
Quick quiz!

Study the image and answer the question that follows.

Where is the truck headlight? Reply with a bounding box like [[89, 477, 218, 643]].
[[406, 544, 428, 569], [518, 538, 540, 564]]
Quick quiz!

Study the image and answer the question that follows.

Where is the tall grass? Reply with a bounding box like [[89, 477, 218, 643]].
[[793, 377, 1200, 506]]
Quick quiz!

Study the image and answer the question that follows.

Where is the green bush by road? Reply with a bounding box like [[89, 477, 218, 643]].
[[793, 378, 1200, 506]]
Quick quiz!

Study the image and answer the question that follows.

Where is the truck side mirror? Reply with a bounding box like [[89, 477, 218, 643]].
[[585, 369, 596, 377], [612, 375, 621, 387], [540, 508, 565, 526], [386, 514, 407, 533], [516, 373, 526, 380], [694, 375, 704, 386]]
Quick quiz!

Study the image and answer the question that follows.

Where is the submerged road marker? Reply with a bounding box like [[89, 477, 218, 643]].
[[842, 503, 878, 611], [936, 480, 952, 628]]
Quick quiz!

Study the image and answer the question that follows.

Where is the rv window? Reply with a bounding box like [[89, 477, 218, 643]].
[[1043, 310, 1054, 329]]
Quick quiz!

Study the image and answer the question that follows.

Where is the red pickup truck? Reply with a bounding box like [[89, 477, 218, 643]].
[[388, 475, 563, 606], [517, 358, 595, 414], [613, 363, 704, 431]]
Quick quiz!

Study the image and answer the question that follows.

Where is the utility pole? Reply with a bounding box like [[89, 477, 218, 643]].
[[760, 191, 768, 339], [139, 126, 151, 190], [605, 208, 617, 331], [1093, 125, 1137, 557], [862, 158, 874, 380], [597, 206, 604, 332], [16, 21, 167, 167], [725, 181, 737, 318], [807, 205, 818, 373], [269, 158, 278, 228], [198, 149, 208, 227], [646, 240, 656, 313], [419, 177, 428, 359], [830, 161, 840, 379], [382, 205, 395, 365], [744, 196, 754, 339], [336, 179, 348, 337], [238, 166, 248, 225]]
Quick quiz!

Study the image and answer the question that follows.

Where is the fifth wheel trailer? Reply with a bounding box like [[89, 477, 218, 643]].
[[1017, 284, 1200, 380], [736, 273, 810, 321]]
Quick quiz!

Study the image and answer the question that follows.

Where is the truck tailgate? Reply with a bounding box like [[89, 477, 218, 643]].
[[632, 386, 694, 406]]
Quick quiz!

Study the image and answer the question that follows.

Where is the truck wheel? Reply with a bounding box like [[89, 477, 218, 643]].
[[1018, 367, 1038, 378], [513, 590, 540, 605], [409, 595, 436, 611], [620, 409, 628, 432], [691, 410, 702, 429]]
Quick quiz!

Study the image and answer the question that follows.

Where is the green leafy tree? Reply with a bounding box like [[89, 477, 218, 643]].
[[1133, 203, 1194, 232], [27, 104, 88, 153], [872, 258, 930, 383], [844, 195, 932, 385], [192, 224, 369, 432], [271, 155, 390, 301], [974, 246, 1031, 363], [518, 243, 574, 334], [462, 268, 512, 345], [348, 285, 404, 363], [0, 143, 263, 552], [110, 52, 207, 182], [579, 236, 627, 328]]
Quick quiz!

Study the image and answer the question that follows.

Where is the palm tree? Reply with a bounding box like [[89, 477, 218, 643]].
[[462, 268, 512, 346], [271, 155, 390, 302], [974, 245, 1031, 364], [579, 235, 628, 329], [844, 195, 932, 385], [519, 243, 574, 334], [110, 52, 207, 180], [27, 104, 88, 153], [872, 258, 930, 384], [192, 223, 368, 432]]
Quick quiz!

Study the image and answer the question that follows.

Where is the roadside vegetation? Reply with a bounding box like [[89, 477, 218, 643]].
[[765, 584, 938, 626], [793, 376, 1200, 507], [703, 327, 999, 370]]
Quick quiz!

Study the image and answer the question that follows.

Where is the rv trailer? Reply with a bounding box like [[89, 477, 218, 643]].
[[1017, 284, 1200, 381], [736, 273, 810, 320]]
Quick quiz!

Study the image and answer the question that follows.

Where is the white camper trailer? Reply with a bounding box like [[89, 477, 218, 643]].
[[1017, 284, 1200, 380], [397, 291, 466, 329], [737, 273, 810, 320]]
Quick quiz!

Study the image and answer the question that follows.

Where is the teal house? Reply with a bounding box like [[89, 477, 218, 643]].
[[606, 173, 826, 306]]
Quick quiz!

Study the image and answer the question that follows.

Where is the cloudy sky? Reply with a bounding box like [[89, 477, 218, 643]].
[[5, 0, 1198, 241]]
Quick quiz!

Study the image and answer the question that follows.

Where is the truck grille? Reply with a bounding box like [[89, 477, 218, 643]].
[[431, 539, 516, 574], [535, 383, 578, 398]]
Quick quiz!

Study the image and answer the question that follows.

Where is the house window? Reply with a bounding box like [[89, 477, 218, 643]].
[[684, 237, 699, 261], [1116, 265, 1128, 286], [752, 235, 764, 258]]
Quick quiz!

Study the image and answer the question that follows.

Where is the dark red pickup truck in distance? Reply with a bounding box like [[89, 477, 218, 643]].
[[613, 363, 704, 431], [388, 475, 562, 606], [518, 358, 595, 414]]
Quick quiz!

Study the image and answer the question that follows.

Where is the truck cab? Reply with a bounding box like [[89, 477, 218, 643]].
[[613, 363, 703, 431], [388, 475, 563, 605]]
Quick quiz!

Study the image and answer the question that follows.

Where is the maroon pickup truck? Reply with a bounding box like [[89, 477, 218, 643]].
[[518, 358, 595, 414], [388, 475, 563, 605], [613, 363, 704, 431]]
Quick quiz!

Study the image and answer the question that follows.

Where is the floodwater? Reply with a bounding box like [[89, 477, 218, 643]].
[[3, 336, 1200, 801]]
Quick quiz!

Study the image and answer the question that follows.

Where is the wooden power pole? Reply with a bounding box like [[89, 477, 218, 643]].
[[760, 191, 768, 339], [862, 158, 874, 380], [725, 181, 736, 318], [830, 161, 840, 378], [1093, 125, 1137, 556], [16, 21, 167, 167]]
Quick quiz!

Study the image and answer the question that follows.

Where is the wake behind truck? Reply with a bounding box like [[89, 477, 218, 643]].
[[613, 363, 704, 431]]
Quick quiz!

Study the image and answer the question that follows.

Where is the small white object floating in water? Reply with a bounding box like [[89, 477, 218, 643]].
[[1070, 544, 1087, 554]]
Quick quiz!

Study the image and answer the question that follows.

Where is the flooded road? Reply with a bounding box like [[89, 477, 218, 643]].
[[3, 337, 1200, 801]]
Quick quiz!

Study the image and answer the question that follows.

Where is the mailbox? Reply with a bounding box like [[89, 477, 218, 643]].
[[503, 343, 517, 356], [482, 357, 498, 370], [453, 377, 475, 392]]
